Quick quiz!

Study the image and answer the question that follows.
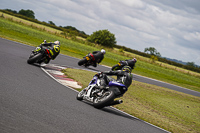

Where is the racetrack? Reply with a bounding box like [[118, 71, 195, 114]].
[[0, 38, 171, 133]]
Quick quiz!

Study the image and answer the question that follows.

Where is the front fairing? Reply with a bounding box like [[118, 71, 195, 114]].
[[89, 76, 98, 85], [108, 81, 127, 89]]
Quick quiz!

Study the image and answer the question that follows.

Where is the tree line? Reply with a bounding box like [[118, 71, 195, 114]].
[[1, 9, 199, 73]]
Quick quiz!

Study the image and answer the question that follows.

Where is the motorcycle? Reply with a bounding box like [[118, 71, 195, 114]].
[[76, 73, 125, 109], [27, 46, 52, 64], [111, 60, 128, 71], [78, 53, 96, 67]]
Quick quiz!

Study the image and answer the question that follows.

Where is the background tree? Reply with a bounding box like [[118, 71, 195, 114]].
[[144, 47, 161, 57], [186, 62, 195, 67], [5, 9, 17, 14], [87, 29, 116, 48], [18, 9, 35, 19], [63, 26, 78, 31], [62, 26, 88, 38], [48, 21, 55, 25]]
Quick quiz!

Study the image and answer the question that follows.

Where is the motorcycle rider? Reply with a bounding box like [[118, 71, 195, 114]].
[[126, 58, 137, 69], [95, 65, 133, 105], [34, 40, 60, 64], [112, 58, 137, 70], [91, 49, 106, 67]]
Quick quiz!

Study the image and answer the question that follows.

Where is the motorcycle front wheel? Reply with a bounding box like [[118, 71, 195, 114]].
[[76, 90, 85, 101], [78, 58, 87, 66], [93, 90, 115, 109], [27, 53, 43, 64]]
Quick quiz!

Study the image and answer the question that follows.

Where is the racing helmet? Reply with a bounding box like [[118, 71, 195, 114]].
[[54, 40, 60, 45], [122, 66, 132, 73], [101, 49, 106, 54]]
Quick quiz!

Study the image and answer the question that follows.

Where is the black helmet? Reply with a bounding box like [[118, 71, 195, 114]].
[[122, 66, 132, 73]]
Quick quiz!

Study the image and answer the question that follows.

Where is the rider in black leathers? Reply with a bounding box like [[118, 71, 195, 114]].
[[92, 49, 106, 67], [125, 58, 137, 69], [95, 65, 133, 105], [96, 65, 133, 95], [112, 58, 137, 71]]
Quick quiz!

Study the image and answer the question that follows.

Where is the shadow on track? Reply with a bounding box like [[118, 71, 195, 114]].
[[27, 63, 42, 67], [80, 100, 138, 121], [101, 107, 139, 121]]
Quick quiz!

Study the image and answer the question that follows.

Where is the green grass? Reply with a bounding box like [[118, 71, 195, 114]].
[[0, 13, 200, 93], [62, 68, 200, 133]]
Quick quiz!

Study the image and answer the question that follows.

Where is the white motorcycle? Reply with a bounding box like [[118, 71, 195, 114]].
[[76, 73, 125, 109]]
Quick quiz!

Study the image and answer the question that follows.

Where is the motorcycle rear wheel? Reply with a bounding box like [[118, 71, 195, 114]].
[[93, 90, 115, 109], [27, 53, 43, 64], [78, 58, 87, 66]]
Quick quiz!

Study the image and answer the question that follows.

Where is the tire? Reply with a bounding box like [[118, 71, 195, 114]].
[[111, 64, 120, 71], [78, 58, 87, 66], [27, 53, 43, 64], [93, 90, 115, 109], [76, 90, 85, 101]]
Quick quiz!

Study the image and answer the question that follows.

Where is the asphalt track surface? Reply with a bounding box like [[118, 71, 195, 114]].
[[0, 37, 197, 133]]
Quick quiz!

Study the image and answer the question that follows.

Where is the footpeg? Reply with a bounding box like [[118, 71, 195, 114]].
[[109, 100, 123, 106]]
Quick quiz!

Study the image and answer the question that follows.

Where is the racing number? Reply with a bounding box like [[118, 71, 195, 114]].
[[118, 62, 121, 66], [86, 56, 90, 60], [54, 45, 60, 52]]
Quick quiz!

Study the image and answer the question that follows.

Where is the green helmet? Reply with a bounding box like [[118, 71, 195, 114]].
[[122, 66, 132, 73]]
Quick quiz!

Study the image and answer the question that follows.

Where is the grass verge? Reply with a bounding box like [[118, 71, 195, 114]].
[[62, 68, 200, 133]]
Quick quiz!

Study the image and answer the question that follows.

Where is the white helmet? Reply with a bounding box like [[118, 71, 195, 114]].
[[101, 49, 106, 54], [54, 40, 60, 45], [133, 58, 137, 63]]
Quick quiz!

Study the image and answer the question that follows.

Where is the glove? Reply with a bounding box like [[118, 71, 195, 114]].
[[95, 72, 103, 78]]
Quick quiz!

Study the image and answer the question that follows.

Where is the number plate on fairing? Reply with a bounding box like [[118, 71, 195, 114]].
[[86, 56, 90, 60], [118, 62, 121, 66]]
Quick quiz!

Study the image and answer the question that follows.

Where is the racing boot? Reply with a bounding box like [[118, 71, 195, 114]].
[[92, 63, 97, 67]]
